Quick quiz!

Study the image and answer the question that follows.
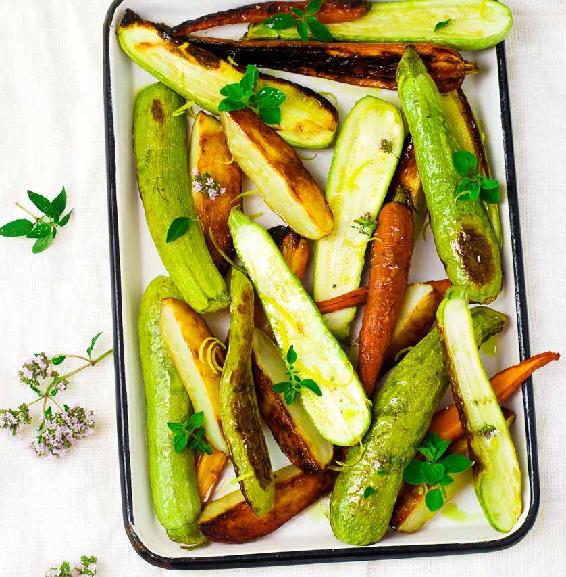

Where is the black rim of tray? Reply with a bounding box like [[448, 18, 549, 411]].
[[103, 1, 538, 569]]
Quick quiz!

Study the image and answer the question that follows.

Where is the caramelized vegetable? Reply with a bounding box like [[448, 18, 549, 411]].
[[392, 407, 516, 532], [430, 351, 560, 441], [172, 0, 369, 36], [358, 190, 414, 396], [189, 111, 241, 275], [198, 465, 335, 543], [187, 38, 477, 94]]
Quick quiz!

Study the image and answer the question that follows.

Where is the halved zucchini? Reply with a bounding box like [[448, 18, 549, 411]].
[[219, 269, 275, 516], [229, 208, 370, 447], [118, 10, 338, 149], [251, 328, 333, 473], [221, 109, 333, 239], [160, 297, 227, 453], [246, 0, 513, 51], [313, 95, 405, 339], [189, 111, 242, 275], [437, 287, 522, 532]]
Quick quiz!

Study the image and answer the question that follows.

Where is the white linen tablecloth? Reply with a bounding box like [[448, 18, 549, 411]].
[[0, 1, 564, 575]]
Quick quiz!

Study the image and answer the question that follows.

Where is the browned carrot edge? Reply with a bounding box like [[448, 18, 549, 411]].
[[172, 0, 369, 36], [357, 191, 414, 397], [429, 351, 560, 441]]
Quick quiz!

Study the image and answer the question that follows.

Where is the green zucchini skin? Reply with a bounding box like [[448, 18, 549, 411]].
[[313, 95, 405, 340], [138, 276, 205, 547], [246, 0, 512, 51], [119, 11, 338, 149], [229, 208, 371, 447], [133, 82, 229, 314], [397, 47, 502, 303], [220, 268, 275, 516], [437, 288, 521, 532], [329, 306, 506, 546]]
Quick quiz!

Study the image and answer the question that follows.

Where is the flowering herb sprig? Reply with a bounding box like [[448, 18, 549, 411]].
[[0, 333, 112, 457], [218, 65, 287, 125], [262, 0, 334, 42], [403, 432, 473, 511], [192, 168, 226, 200], [45, 555, 97, 577], [351, 212, 376, 237], [272, 345, 322, 405], [453, 151, 500, 203], [168, 411, 213, 455], [0, 187, 72, 253]]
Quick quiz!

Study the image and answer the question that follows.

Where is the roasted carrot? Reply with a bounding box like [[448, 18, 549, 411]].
[[358, 191, 414, 397], [172, 0, 369, 36], [197, 449, 230, 503], [316, 287, 368, 315], [185, 38, 477, 94], [429, 351, 560, 441]]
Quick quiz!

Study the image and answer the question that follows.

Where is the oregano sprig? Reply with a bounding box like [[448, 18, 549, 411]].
[[351, 212, 376, 237], [453, 151, 500, 204], [403, 432, 473, 511], [45, 555, 97, 577], [168, 411, 213, 455], [0, 187, 73, 253], [272, 345, 322, 405], [263, 0, 334, 42], [0, 333, 112, 457], [218, 65, 287, 125]]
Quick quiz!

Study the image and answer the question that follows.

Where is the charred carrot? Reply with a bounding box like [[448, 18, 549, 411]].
[[197, 449, 230, 503], [172, 0, 369, 36], [316, 287, 368, 315], [429, 351, 560, 441], [358, 191, 414, 396]]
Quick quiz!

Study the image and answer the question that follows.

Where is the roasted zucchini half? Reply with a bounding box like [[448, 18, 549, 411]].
[[247, 0, 512, 51], [313, 95, 405, 340], [229, 208, 370, 447], [118, 10, 338, 149], [220, 268, 275, 516], [437, 288, 522, 533]]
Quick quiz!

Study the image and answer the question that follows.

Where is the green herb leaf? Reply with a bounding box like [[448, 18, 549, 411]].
[[301, 378, 322, 396], [434, 18, 453, 31], [264, 13, 297, 30], [0, 219, 34, 237], [380, 138, 394, 155], [188, 411, 205, 429], [453, 150, 478, 177], [425, 487, 445, 511], [87, 332, 103, 358], [307, 17, 333, 42], [306, 0, 324, 16], [26, 222, 52, 238], [218, 98, 246, 113], [363, 486, 376, 498], [442, 453, 473, 474], [255, 86, 287, 108], [403, 459, 426, 485], [27, 190, 54, 217], [286, 345, 298, 364], [480, 180, 500, 204], [259, 106, 281, 125], [51, 355, 66, 365], [51, 187, 67, 220], [272, 381, 291, 393], [240, 65, 259, 94], [291, 7, 305, 18], [174, 431, 188, 453], [439, 474, 454, 486], [166, 217, 192, 243], [167, 422, 185, 433], [421, 461, 445, 485], [416, 446, 435, 462], [297, 19, 309, 41], [352, 213, 376, 237], [31, 229, 54, 253], [58, 210, 73, 227]]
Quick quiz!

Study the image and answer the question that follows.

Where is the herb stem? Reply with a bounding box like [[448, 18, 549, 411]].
[[57, 348, 113, 382], [15, 202, 39, 221]]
